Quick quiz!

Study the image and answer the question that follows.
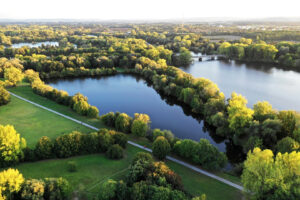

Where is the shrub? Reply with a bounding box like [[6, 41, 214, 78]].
[[115, 113, 132, 133], [44, 178, 70, 200], [19, 179, 45, 200], [98, 130, 114, 152], [106, 144, 124, 159], [87, 105, 99, 118], [35, 136, 54, 159], [152, 136, 171, 160], [67, 161, 78, 172], [101, 112, 117, 127], [0, 86, 10, 105], [131, 152, 153, 165], [112, 132, 128, 148], [54, 131, 83, 158]]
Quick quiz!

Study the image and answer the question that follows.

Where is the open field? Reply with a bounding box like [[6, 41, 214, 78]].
[[0, 96, 92, 147], [0, 86, 243, 199]]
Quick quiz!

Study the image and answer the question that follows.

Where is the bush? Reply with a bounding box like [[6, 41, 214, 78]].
[[101, 112, 117, 127], [19, 179, 45, 200], [35, 136, 54, 159], [115, 113, 132, 133], [87, 105, 99, 118], [44, 178, 70, 200], [0, 86, 10, 105], [152, 136, 171, 160], [131, 152, 153, 165], [112, 132, 128, 148], [54, 131, 83, 158], [106, 144, 124, 159], [67, 161, 78, 172], [98, 130, 114, 152]]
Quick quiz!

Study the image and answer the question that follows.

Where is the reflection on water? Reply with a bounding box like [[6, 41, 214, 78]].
[[181, 60, 300, 111]]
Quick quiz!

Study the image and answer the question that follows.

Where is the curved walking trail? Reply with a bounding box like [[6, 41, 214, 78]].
[[9, 92, 244, 191]]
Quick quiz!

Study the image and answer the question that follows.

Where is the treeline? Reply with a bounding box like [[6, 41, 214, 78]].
[[219, 38, 300, 69], [97, 152, 206, 200], [0, 169, 70, 200], [101, 111, 227, 170], [0, 122, 128, 168], [25, 69, 100, 117]]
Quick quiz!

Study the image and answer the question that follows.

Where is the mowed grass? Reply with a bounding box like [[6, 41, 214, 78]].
[[8, 86, 107, 129], [3, 86, 243, 199], [16, 145, 142, 198], [167, 161, 243, 199], [0, 96, 92, 147]]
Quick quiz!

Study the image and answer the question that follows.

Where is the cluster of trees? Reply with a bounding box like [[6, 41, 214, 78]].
[[24, 129, 127, 162], [0, 168, 70, 200], [101, 111, 227, 170], [97, 152, 206, 200], [102, 112, 151, 136], [174, 139, 227, 170], [242, 148, 300, 200], [218, 38, 300, 69], [25, 70, 99, 117]]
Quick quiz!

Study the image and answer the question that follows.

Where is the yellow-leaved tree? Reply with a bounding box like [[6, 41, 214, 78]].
[[0, 169, 24, 200], [0, 125, 26, 167], [4, 67, 24, 87]]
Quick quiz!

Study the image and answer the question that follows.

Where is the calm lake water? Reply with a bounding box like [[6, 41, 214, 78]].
[[181, 59, 300, 111], [11, 41, 59, 48], [48, 75, 225, 150]]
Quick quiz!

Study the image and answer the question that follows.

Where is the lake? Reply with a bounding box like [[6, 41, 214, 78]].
[[48, 74, 226, 151], [182, 59, 300, 111], [11, 41, 59, 48]]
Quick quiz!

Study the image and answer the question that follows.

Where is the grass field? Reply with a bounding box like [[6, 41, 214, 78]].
[[1, 86, 243, 199], [0, 96, 92, 147], [16, 145, 141, 198]]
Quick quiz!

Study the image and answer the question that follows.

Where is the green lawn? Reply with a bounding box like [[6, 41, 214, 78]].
[[0, 96, 92, 147], [2, 86, 243, 199], [16, 145, 141, 199], [167, 161, 243, 199], [8, 86, 107, 129]]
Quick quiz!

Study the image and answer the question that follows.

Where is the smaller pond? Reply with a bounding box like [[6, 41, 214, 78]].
[[11, 41, 59, 48]]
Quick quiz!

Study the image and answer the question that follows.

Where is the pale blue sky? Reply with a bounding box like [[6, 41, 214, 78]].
[[1, 0, 299, 20]]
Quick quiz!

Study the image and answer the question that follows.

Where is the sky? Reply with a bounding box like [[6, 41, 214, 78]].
[[1, 0, 300, 20]]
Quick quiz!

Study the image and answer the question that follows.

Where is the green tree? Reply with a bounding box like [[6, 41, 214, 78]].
[[253, 101, 277, 122], [131, 113, 150, 137], [227, 92, 254, 136], [35, 136, 54, 159], [98, 179, 117, 200], [278, 111, 296, 137], [276, 137, 299, 153], [242, 148, 300, 200], [115, 113, 132, 133], [152, 136, 171, 160]]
